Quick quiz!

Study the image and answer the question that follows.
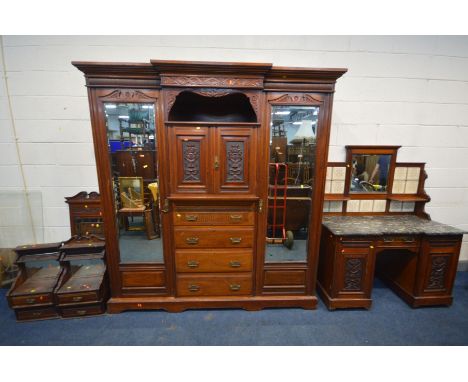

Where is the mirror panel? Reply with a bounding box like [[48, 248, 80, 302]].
[[264, 105, 319, 263], [350, 154, 391, 193], [104, 102, 164, 264]]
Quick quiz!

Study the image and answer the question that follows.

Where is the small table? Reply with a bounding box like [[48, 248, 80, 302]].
[[317, 215, 466, 309]]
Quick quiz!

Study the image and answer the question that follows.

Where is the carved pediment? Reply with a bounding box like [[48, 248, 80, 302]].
[[270, 93, 322, 104]]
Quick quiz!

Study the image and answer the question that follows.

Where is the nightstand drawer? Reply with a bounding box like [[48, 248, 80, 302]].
[[10, 293, 52, 308], [16, 307, 58, 321]]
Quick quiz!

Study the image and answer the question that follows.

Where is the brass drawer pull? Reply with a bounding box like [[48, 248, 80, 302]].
[[230, 284, 241, 291], [25, 298, 36, 304], [229, 261, 241, 268], [76, 310, 87, 315], [404, 238, 415, 243], [230, 237, 242, 245], [383, 237, 394, 242], [32, 312, 41, 317], [72, 296, 84, 302], [186, 237, 199, 245], [185, 214, 198, 222], [187, 260, 199, 268], [229, 214, 242, 222], [188, 284, 200, 292]]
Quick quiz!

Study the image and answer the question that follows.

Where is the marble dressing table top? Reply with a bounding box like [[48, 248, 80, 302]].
[[322, 215, 467, 237]]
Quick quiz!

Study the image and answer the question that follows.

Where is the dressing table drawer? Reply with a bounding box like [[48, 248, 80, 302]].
[[176, 274, 252, 296], [377, 235, 420, 247], [174, 227, 254, 248], [175, 249, 253, 273], [173, 211, 254, 226]]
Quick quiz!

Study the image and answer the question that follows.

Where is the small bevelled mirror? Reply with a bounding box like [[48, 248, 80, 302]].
[[350, 154, 392, 193]]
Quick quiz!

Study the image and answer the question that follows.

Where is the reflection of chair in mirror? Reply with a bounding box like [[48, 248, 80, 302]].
[[118, 176, 157, 240]]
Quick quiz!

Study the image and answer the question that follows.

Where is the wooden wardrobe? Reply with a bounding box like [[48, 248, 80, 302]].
[[73, 59, 346, 313]]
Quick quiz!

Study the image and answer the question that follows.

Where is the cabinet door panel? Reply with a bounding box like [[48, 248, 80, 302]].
[[334, 242, 375, 298], [216, 128, 256, 193], [168, 126, 211, 193]]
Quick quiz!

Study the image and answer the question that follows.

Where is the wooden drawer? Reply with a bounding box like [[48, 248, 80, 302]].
[[173, 211, 254, 226], [16, 307, 58, 321], [175, 249, 253, 273], [56, 290, 101, 306], [10, 293, 52, 308], [174, 227, 254, 248], [377, 235, 420, 248], [176, 274, 252, 296], [121, 270, 166, 288], [60, 303, 106, 318]]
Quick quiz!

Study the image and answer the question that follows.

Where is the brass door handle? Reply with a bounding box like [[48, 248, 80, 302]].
[[229, 261, 241, 268], [229, 214, 242, 222], [230, 284, 241, 291], [25, 298, 36, 304], [188, 284, 200, 292], [72, 296, 83, 302], [230, 237, 242, 244], [214, 156, 219, 170], [186, 237, 199, 245], [187, 260, 199, 268], [258, 199, 264, 213], [185, 214, 198, 222]]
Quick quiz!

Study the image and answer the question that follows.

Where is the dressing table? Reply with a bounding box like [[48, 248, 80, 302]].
[[318, 146, 466, 309]]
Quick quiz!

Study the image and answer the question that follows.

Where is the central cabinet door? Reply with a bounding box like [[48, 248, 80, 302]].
[[168, 125, 257, 194]]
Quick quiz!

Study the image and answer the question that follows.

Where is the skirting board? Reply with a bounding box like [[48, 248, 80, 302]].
[[457, 260, 468, 272]]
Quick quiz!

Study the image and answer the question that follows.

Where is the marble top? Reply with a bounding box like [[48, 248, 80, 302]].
[[322, 215, 467, 236]]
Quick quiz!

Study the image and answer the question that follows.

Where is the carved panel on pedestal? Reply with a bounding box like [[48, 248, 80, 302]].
[[426, 255, 449, 290], [343, 258, 364, 291]]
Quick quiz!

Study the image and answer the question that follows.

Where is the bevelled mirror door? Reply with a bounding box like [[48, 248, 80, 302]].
[[264, 105, 319, 263], [104, 102, 164, 264]]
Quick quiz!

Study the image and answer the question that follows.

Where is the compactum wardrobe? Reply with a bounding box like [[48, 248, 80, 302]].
[[73, 59, 347, 312]]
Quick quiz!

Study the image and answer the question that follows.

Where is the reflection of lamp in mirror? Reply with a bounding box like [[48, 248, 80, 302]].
[[290, 120, 315, 144]]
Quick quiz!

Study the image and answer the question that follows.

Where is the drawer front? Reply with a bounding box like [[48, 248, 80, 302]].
[[10, 293, 52, 308], [121, 270, 166, 288], [60, 304, 105, 318], [173, 211, 254, 226], [56, 291, 100, 305], [377, 235, 420, 248], [175, 249, 253, 273], [176, 274, 252, 296], [16, 307, 58, 321], [174, 227, 254, 248]]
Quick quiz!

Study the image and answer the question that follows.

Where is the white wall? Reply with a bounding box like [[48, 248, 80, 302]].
[[0, 35, 467, 260]]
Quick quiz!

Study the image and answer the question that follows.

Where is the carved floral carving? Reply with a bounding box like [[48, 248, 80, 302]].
[[343, 258, 363, 291], [226, 142, 244, 182], [101, 89, 156, 102], [270, 93, 322, 104], [427, 256, 448, 290], [182, 141, 201, 182], [162, 76, 263, 88]]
